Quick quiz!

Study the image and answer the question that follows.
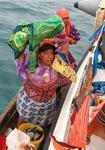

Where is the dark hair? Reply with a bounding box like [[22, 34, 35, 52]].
[[38, 43, 56, 54]]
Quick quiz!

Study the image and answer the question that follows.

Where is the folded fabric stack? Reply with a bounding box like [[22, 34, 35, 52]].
[[8, 15, 64, 73]]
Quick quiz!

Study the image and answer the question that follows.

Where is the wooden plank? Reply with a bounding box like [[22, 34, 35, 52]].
[[0, 94, 18, 132]]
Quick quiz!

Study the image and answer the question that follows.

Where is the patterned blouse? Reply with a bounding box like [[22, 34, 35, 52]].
[[14, 50, 69, 102]]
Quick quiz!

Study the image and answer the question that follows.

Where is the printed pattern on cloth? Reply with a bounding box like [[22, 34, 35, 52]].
[[17, 87, 56, 126], [23, 72, 69, 102], [8, 16, 64, 73], [96, 103, 105, 125], [23, 77, 58, 102]]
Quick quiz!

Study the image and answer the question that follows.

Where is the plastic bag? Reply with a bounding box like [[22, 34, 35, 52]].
[[6, 128, 30, 150]]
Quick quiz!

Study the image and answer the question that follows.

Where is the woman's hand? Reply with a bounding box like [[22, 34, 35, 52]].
[[60, 43, 69, 55], [90, 101, 105, 120]]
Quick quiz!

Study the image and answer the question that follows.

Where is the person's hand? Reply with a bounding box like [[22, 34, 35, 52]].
[[90, 107, 99, 120], [68, 37, 77, 44], [60, 43, 69, 55], [90, 101, 105, 120], [18, 141, 35, 150]]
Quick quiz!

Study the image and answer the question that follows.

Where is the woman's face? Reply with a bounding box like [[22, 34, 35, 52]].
[[62, 17, 70, 24], [38, 49, 54, 66]]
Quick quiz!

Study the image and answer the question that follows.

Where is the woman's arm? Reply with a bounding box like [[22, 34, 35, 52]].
[[14, 50, 29, 79]]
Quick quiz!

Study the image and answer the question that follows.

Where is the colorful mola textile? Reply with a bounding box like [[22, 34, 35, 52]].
[[8, 16, 64, 73]]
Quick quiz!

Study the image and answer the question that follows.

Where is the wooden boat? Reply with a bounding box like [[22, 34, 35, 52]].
[[0, 47, 89, 150], [0, 36, 105, 150], [48, 49, 93, 150], [48, 47, 105, 150]]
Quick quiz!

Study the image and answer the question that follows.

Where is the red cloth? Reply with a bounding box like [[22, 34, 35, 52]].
[[71, 109, 77, 125], [0, 136, 6, 150]]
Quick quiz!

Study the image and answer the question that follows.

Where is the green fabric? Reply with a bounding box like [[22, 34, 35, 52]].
[[8, 15, 64, 73]]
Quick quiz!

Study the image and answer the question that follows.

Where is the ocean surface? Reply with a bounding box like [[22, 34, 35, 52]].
[[0, 0, 94, 113]]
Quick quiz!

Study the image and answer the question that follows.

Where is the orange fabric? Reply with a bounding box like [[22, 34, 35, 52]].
[[64, 21, 72, 35], [38, 38, 57, 47], [50, 136, 68, 150], [67, 95, 90, 148], [50, 95, 90, 150]]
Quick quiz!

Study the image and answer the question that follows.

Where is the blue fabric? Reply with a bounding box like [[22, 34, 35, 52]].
[[97, 60, 105, 69], [88, 22, 105, 41], [93, 46, 99, 76], [88, 22, 105, 76], [92, 81, 105, 87], [58, 52, 70, 64], [92, 81, 105, 95]]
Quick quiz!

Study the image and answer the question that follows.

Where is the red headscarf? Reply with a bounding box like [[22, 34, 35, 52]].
[[56, 8, 72, 35], [56, 8, 69, 19]]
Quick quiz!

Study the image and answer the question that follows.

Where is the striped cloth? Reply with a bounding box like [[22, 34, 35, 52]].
[[96, 103, 105, 125]]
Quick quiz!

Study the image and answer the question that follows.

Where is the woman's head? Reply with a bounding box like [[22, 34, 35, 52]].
[[56, 8, 70, 24], [37, 43, 56, 66]]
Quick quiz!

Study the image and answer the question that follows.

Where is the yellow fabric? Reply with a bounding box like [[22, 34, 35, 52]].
[[94, 8, 105, 31], [52, 54, 76, 82], [99, 0, 105, 8], [94, 0, 105, 31]]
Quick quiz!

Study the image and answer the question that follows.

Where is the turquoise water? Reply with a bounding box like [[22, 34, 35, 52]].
[[0, 0, 94, 113]]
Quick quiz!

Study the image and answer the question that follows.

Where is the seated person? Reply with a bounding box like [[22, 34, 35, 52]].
[[56, 8, 80, 69]]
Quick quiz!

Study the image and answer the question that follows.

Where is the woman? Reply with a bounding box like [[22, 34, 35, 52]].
[[87, 100, 105, 143], [15, 41, 70, 127], [56, 8, 80, 68]]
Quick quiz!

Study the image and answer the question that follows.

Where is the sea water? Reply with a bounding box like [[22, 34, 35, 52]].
[[0, 0, 94, 113]]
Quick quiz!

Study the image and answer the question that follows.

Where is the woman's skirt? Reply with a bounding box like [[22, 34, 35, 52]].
[[17, 87, 56, 126]]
